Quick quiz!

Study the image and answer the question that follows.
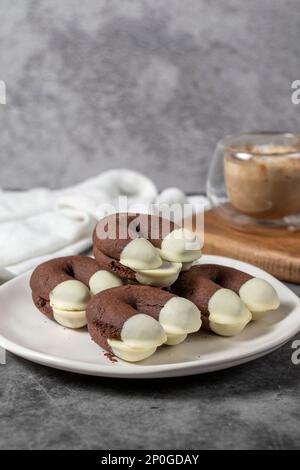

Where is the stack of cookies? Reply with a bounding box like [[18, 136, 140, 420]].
[[30, 213, 280, 362]]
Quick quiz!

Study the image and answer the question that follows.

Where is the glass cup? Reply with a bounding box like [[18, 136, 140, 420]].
[[207, 132, 300, 231]]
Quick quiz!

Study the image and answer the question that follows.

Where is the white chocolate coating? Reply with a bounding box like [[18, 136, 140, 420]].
[[120, 238, 162, 270], [107, 339, 157, 362], [181, 262, 193, 272], [121, 313, 167, 348], [208, 288, 252, 336], [159, 297, 202, 344], [165, 333, 188, 346], [160, 228, 202, 263], [135, 261, 182, 287], [239, 278, 280, 319], [106, 313, 167, 362], [52, 307, 88, 329], [49, 280, 91, 329], [89, 270, 123, 295], [50, 280, 91, 311]]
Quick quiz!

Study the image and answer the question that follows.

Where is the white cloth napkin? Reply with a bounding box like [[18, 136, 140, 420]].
[[0, 169, 208, 283]]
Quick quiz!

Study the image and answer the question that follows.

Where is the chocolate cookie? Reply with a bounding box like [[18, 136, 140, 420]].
[[30, 256, 100, 318], [86, 284, 201, 361], [30, 256, 123, 328], [172, 264, 280, 336], [93, 212, 202, 287]]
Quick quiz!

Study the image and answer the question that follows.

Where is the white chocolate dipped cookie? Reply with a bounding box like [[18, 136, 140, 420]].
[[172, 264, 280, 336], [30, 256, 125, 329], [93, 213, 202, 287], [86, 285, 202, 361]]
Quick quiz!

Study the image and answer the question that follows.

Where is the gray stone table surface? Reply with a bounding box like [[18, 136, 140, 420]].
[[0, 283, 299, 450]]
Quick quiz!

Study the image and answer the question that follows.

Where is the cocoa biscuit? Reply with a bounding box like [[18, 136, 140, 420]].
[[30, 256, 100, 319], [93, 213, 177, 280], [172, 264, 279, 335], [86, 285, 174, 352], [192, 264, 252, 293], [86, 284, 201, 360], [94, 213, 176, 257], [172, 264, 251, 316], [93, 243, 136, 281]]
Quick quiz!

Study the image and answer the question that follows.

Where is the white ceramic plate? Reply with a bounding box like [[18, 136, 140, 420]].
[[0, 255, 299, 378]]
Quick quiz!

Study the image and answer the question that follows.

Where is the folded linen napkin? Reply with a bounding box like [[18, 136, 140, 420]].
[[0, 169, 208, 283]]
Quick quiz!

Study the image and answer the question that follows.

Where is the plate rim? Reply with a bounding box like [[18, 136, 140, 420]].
[[0, 255, 299, 378]]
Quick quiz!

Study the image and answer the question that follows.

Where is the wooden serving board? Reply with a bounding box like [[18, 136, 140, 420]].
[[189, 209, 300, 284]]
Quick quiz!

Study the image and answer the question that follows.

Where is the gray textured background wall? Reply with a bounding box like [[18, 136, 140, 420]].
[[0, 0, 299, 192]]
